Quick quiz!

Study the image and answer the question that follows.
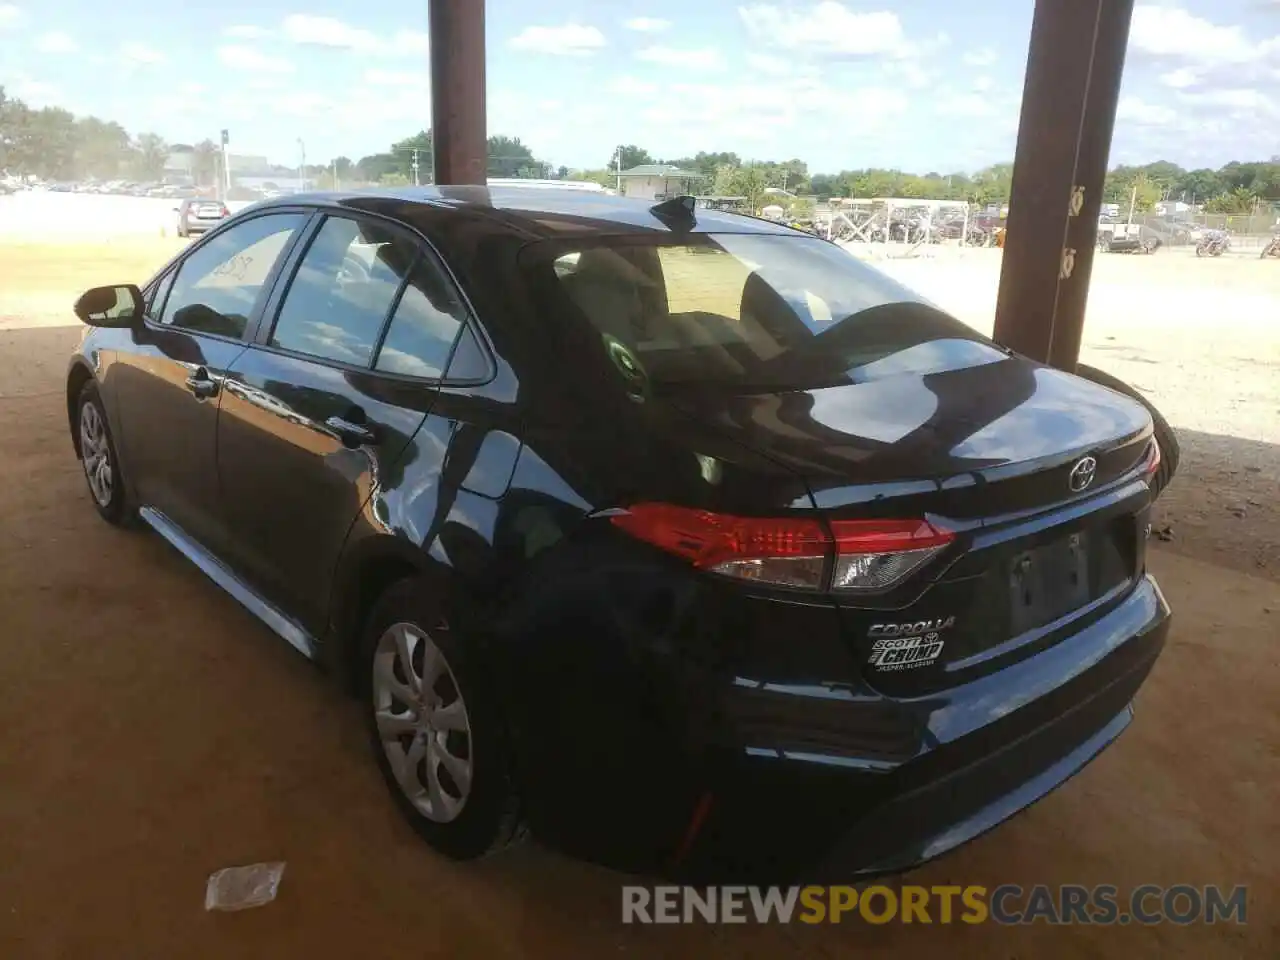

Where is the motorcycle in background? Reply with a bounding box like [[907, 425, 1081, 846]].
[[1260, 234, 1280, 259], [1195, 230, 1230, 257]]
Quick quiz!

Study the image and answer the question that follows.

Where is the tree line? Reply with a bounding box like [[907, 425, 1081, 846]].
[[0, 86, 172, 181], [591, 145, 1279, 215], [2, 86, 1276, 216]]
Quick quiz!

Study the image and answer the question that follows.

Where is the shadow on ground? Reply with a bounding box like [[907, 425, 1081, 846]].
[[1152, 428, 1280, 579]]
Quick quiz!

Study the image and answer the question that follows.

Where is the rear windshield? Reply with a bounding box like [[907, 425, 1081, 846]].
[[523, 232, 1003, 392]]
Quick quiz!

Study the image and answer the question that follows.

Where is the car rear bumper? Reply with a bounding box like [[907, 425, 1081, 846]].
[[680, 573, 1170, 881]]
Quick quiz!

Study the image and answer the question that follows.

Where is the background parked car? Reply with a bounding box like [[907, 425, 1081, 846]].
[[174, 197, 231, 238]]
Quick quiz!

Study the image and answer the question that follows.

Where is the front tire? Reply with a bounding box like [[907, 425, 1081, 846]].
[[360, 579, 523, 860], [75, 381, 134, 526]]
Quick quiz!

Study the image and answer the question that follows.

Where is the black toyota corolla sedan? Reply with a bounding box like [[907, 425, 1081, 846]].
[[66, 187, 1171, 880]]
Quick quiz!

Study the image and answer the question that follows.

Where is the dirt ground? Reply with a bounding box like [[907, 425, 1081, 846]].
[[0, 240, 1276, 957]]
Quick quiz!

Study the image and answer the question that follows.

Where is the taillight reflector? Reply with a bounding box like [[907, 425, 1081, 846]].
[[1142, 438, 1161, 481], [609, 503, 953, 592]]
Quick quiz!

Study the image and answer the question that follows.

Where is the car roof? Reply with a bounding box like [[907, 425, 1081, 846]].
[[247, 186, 804, 240]]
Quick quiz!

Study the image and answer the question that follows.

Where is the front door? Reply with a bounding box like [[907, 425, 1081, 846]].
[[216, 213, 473, 634], [112, 212, 308, 552]]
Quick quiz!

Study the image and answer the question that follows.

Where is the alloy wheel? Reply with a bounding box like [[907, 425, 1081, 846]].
[[372, 622, 473, 823], [79, 401, 114, 508]]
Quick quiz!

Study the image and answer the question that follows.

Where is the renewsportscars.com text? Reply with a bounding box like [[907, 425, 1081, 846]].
[[621, 884, 1249, 925]]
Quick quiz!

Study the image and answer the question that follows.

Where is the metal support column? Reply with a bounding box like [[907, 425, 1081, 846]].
[[429, 0, 487, 185], [1048, 0, 1136, 370], [992, 0, 1104, 362]]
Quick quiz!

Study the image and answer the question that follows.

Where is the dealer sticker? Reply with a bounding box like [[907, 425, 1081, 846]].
[[867, 632, 945, 671]]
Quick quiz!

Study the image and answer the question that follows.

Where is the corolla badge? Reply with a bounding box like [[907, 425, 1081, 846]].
[[1068, 455, 1097, 493]]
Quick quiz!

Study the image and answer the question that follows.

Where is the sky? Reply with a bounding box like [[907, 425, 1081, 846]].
[[1, 0, 1278, 173]]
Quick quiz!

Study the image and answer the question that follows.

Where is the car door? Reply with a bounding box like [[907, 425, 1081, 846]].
[[215, 212, 477, 635], [111, 211, 308, 554]]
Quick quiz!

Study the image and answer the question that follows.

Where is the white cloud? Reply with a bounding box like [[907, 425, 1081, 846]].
[[1117, 96, 1177, 125], [272, 92, 333, 118], [1129, 6, 1264, 62], [35, 30, 77, 53], [122, 42, 165, 65], [362, 69, 428, 88], [0, 4, 21, 29], [624, 17, 671, 32], [885, 59, 937, 90], [508, 23, 606, 56], [602, 69, 911, 153], [282, 14, 379, 52], [225, 24, 270, 39], [388, 30, 429, 55], [7, 74, 61, 105], [1178, 86, 1279, 116], [1159, 67, 1201, 88], [745, 52, 793, 76], [937, 92, 997, 118], [963, 47, 997, 67], [973, 75, 994, 92], [636, 45, 725, 70], [738, 3, 905, 57], [607, 75, 660, 96], [217, 45, 295, 74]]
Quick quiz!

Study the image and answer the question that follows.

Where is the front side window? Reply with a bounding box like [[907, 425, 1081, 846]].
[[147, 270, 175, 318], [161, 214, 305, 339], [270, 216, 417, 367], [529, 233, 1003, 392]]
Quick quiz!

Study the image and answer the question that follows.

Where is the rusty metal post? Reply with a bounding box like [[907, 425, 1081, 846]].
[[992, 0, 1103, 361], [429, 0, 487, 185], [1049, 0, 1136, 371]]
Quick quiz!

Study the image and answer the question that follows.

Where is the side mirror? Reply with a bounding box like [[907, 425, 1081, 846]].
[[74, 284, 144, 327]]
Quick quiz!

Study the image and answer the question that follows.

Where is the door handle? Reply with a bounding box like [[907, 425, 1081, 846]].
[[325, 415, 378, 447], [184, 367, 219, 399]]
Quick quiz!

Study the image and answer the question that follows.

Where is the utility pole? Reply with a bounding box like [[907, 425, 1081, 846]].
[[615, 144, 621, 193], [332, 158, 338, 189], [297, 138, 306, 192], [411, 148, 420, 186], [220, 129, 231, 200]]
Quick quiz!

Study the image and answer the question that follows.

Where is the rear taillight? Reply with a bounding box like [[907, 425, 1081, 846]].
[[829, 519, 955, 592], [608, 503, 953, 592], [1142, 438, 1161, 482], [219, 204, 229, 217]]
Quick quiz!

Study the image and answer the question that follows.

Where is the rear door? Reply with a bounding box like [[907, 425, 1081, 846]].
[[215, 211, 476, 635], [111, 211, 307, 554]]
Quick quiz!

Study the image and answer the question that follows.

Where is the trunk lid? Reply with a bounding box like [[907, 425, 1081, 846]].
[[659, 356, 1155, 695]]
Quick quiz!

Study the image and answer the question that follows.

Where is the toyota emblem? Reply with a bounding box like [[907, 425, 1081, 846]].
[[1068, 456, 1097, 493]]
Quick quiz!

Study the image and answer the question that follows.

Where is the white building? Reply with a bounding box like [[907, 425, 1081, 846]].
[[615, 164, 707, 201]]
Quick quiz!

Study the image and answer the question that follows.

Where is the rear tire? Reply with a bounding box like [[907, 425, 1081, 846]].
[[359, 579, 524, 860], [1074, 364, 1179, 499]]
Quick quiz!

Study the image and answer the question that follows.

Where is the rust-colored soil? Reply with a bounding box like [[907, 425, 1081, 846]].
[[0, 241, 1276, 957]]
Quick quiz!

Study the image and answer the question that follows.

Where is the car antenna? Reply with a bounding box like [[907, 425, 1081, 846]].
[[650, 195, 697, 230]]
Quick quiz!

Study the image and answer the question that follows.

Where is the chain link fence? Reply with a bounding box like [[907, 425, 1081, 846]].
[[1127, 210, 1280, 250]]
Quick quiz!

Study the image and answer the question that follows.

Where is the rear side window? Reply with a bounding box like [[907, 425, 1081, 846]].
[[373, 255, 469, 379], [162, 213, 304, 339], [269, 216, 417, 367]]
